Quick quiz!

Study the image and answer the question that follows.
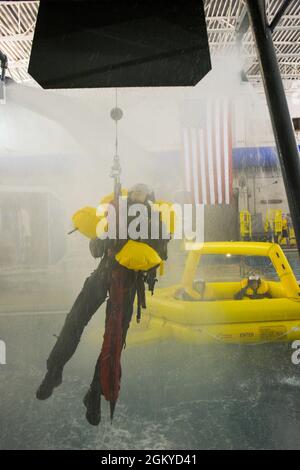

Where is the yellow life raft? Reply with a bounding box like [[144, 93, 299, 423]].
[[125, 242, 300, 346]]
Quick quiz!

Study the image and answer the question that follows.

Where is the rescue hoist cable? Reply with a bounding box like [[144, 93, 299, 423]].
[[110, 88, 123, 202], [110, 88, 123, 245], [68, 90, 124, 236]]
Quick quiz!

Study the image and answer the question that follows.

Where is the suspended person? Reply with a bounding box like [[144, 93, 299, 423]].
[[36, 184, 172, 424]]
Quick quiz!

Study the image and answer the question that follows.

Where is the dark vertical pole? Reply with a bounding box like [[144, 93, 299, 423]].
[[0, 50, 7, 81], [246, 0, 300, 256]]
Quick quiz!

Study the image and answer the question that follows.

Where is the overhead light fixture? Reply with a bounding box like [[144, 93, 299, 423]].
[[29, 0, 211, 89]]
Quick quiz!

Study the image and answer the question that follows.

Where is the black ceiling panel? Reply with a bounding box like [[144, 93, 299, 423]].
[[28, 0, 211, 88]]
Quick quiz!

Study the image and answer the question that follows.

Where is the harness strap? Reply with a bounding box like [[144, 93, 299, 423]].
[[136, 272, 146, 323]]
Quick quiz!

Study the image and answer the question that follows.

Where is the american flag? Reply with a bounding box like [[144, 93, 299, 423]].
[[182, 98, 233, 205]]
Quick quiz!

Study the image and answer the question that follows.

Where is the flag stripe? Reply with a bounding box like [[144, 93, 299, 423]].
[[191, 128, 200, 205], [183, 128, 191, 192], [206, 101, 215, 205], [195, 128, 202, 205], [198, 129, 207, 205], [183, 98, 232, 206], [228, 103, 233, 203], [203, 124, 210, 204], [215, 100, 222, 204], [220, 101, 226, 204], [223, 99, 230, 204], [211, 100, 219, 204]]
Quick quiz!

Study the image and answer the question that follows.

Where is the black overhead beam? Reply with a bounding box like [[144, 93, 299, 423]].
[[235, 4, 250, 82], [269, 0, 295, 33], [236, 4, 250, 39], [246, 0, 300, 256], [0, 50, 7, 82], [237, 0, 296, 38]]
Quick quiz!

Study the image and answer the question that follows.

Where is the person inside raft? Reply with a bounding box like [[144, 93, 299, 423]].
[[174, 280, 206, 301], [175, 274, 271, 301], [234, 274, 272, 300], [36, 183, 170, 425]]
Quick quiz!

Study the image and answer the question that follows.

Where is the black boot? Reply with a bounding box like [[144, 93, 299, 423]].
[[83, 388, 101, 426], [36, 367, 63, 400]]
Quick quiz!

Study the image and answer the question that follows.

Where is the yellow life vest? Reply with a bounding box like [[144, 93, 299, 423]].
[[115, 240, 162, 271], [240, 278, 270, 297], [71, 193, 176, 240], [71, 192, 170, 272], [72, 206, 100, 240]]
